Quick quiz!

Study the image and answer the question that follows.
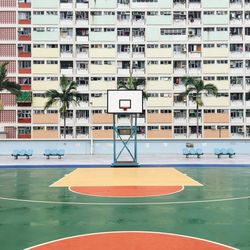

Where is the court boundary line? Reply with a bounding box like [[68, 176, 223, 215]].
[[1, 164, 250, 168], [24, 231, 237, 250], [0, 195, 249, 206], [68, 186, 185, 198]]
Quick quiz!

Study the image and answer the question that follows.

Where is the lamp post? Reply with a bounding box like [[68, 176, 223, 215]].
[[89, 101, 93, 155]]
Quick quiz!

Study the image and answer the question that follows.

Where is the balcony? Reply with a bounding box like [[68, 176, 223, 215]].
[[20, 84, 31, 91], [18, 117, 31, 123], [18, 18, 31, 25], [18, 2, 31, 8], [18, 133, 31, 139], [173, 0, 186, 8], [19, 68, 31, 74], [16, 91, 32, 107], [18, 51, 31, 58], [60, 1, 73, 9], [75, 2, 88, 9], [117, 68, 130, 75], [188, 68, 201, 75], [18, 34, 31, 41]]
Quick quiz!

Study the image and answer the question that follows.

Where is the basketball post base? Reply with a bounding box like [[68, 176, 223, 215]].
[[111, 161, 140, 168]]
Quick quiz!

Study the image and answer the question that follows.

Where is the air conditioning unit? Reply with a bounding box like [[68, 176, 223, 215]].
[[189, 30, 195, 36], [237, 128, 244, 133]]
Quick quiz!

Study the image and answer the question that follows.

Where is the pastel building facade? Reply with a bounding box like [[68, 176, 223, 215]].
[[0, 0, 250, 140]]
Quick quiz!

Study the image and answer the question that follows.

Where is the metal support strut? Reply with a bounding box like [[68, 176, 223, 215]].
[[111, 114, 140, 167]]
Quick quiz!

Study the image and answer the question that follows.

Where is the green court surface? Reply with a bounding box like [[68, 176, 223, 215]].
[[0, 167, 249, 250]]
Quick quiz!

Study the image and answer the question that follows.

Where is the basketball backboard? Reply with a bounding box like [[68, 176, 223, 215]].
[[107, 90, 143, 114]]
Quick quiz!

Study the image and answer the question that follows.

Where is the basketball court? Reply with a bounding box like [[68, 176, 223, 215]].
[[0, 166, 249, 249], [0, 91, 249, 249]]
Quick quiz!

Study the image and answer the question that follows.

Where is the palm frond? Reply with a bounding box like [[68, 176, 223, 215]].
[[0, 62, 8, 83], [44, 89, 61, 110], [203, 84, 218, 96], [0, 80, 21, 96], [60, 75, 70, 92]]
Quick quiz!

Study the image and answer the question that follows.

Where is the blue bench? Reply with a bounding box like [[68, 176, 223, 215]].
[[11, 149, 33, 159], [214, 148, 235, 158], [183, 148, 203, 158], [44, 149, 65, 159]]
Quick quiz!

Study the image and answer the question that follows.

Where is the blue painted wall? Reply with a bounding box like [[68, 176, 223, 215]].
[[0, 140, 250, 155]]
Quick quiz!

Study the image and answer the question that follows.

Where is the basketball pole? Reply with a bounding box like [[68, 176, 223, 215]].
[[111, 113, 140, 167]]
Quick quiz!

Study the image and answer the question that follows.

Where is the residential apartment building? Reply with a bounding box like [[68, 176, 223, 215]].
[[0, 0, 250, 139]]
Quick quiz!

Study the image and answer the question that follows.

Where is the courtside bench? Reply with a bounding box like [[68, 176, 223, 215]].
[[11, 149, 33, 159], [44, 149, 65, 159], [214, 148, 235, 158], [183, 148, 203, 158]]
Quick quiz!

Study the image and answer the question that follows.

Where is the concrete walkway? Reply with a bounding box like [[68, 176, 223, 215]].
[[0, 154, 250, 166]]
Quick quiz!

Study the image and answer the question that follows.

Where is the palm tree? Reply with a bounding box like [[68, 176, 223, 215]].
[[0, 62, 21, 110], [44, 75, 82, 139], [117, 74, 147, 99], [179, 77, 218, 138]]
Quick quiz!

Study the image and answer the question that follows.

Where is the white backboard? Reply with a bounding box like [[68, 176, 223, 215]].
[[107, 90, 143, 114]]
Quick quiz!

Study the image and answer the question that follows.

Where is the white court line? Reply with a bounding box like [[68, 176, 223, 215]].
[[68, 186, 185, 198], [0, 195, 249, 206], [25, 231, 237, 250]]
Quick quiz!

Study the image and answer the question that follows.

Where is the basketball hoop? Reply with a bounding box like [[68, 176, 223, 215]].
[[121, 106, 129, 112]]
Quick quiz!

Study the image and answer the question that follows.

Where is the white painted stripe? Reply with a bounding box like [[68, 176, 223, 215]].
[[68, 186, 185, 198], [0, 195, 249, 206], [25, 231, 237, 250]]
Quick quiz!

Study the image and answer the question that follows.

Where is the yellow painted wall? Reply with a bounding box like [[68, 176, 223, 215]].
[[203, 64, 229, 74], [33, 97, 59, 108], [33, 48, 59, 58], [89, 65, 116, 74], [147, 65, 172, 74], [146, 48, 172, 58], [89, 81, 116, 91], [89, 48, 116, 58], [32, 80, 59, 91], [90, 96, 107, 107], [147, 80, 172, 91], [147, 97, 172, 107], [203, 96, 229, 107], [33, 64, 59, 74], [33, 114, 58, 124], [203, 48, 229, 58]]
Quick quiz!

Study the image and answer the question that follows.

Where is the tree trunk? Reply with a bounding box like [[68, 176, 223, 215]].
[[196, 103, 199, 139], [63, 111, 66, 139]]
